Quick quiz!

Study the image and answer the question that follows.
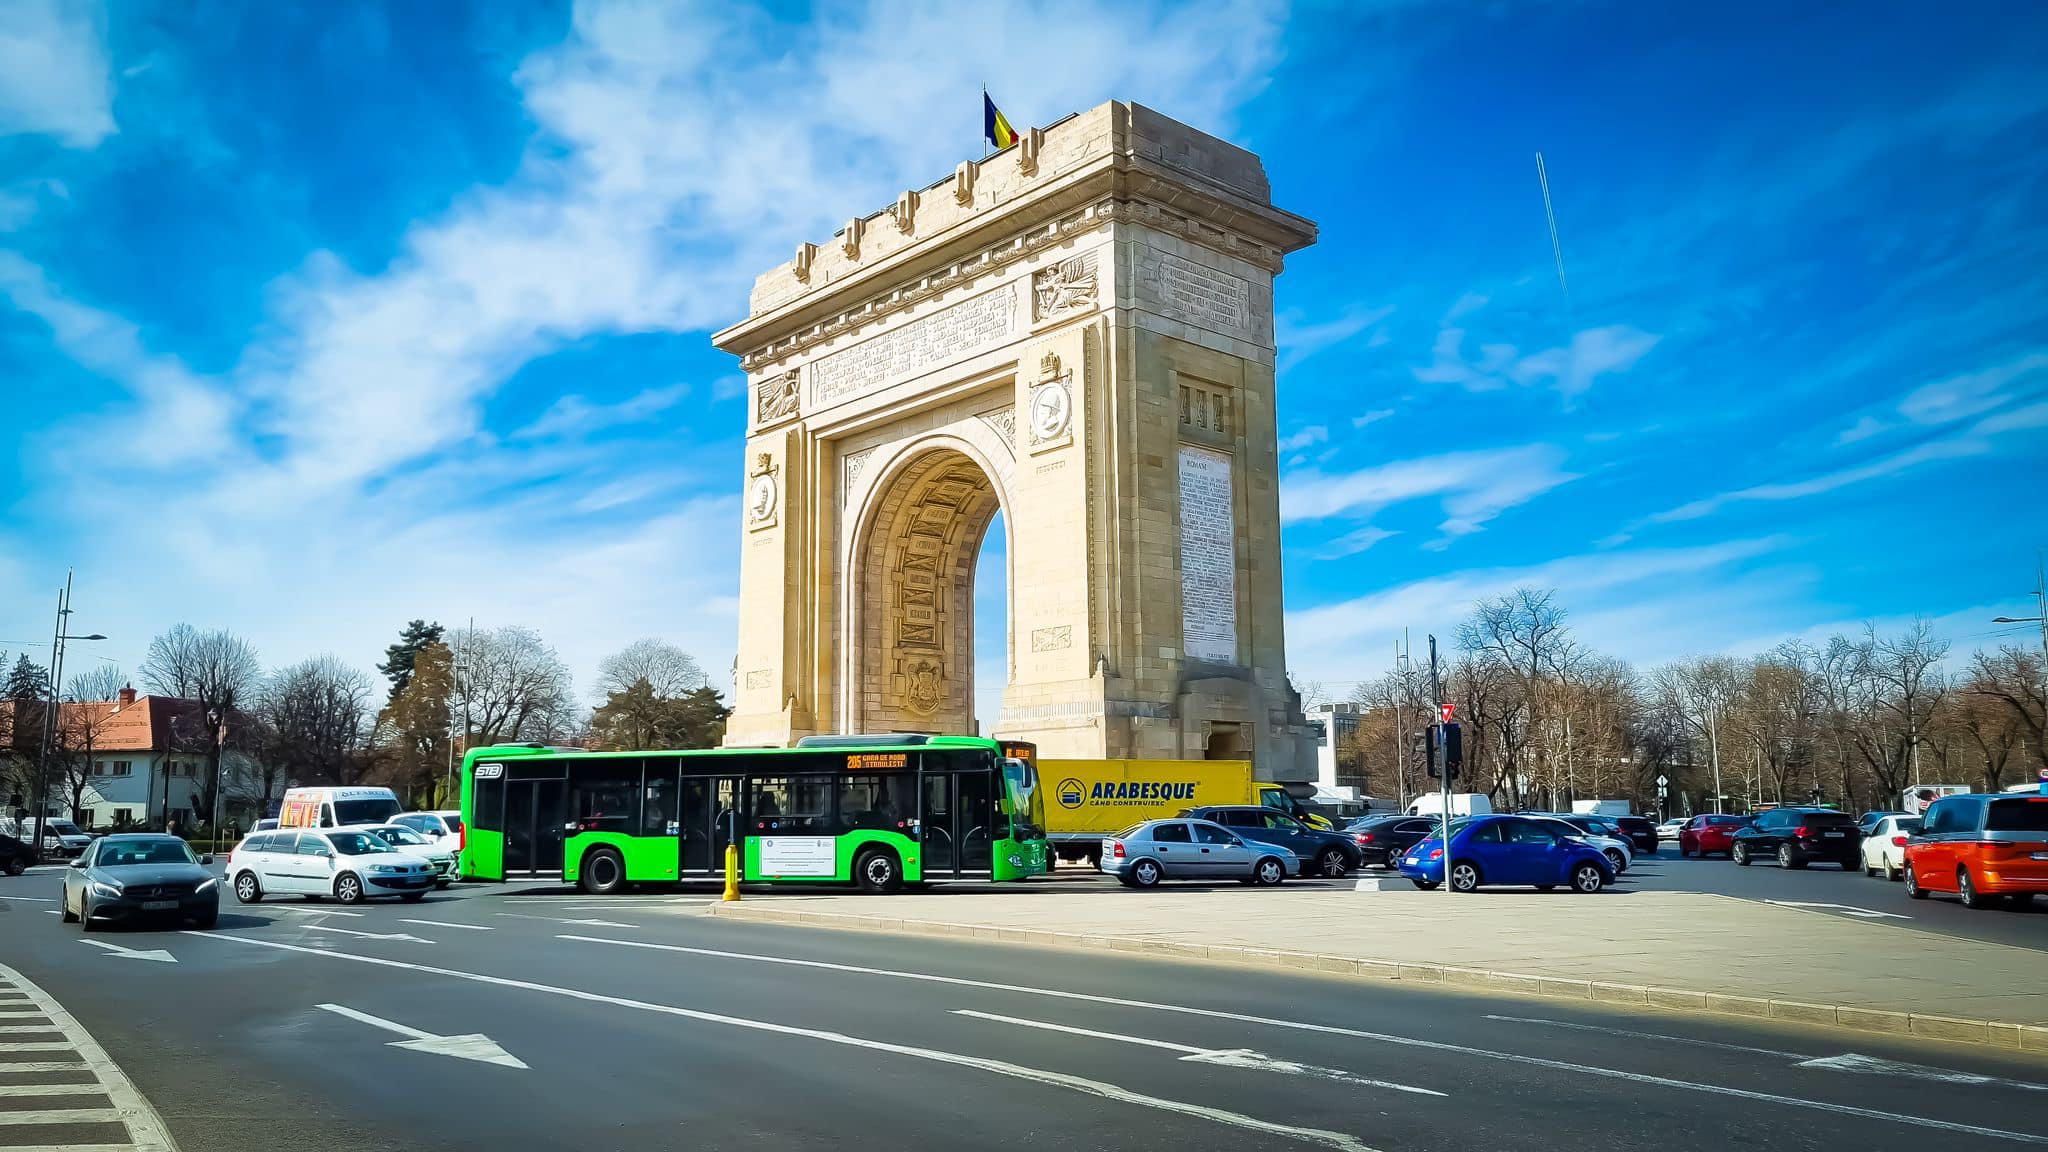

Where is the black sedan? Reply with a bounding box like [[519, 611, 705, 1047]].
[[0, 832, 33, 876], [61, 833, 219, 930], [1342, 815, 1441, 868], [1180, 805, 1362, 877], [1608, 815, 1661, 854]]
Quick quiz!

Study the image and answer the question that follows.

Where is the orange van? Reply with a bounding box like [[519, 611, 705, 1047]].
[[1903, 792, 2048, 909]]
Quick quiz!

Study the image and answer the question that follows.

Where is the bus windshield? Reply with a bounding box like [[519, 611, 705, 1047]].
[[1002, 757, 1043, 840]]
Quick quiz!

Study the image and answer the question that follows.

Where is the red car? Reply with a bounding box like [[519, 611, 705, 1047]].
[[1904, 793, 2048, 909], [1678, 813, 1752, 858]]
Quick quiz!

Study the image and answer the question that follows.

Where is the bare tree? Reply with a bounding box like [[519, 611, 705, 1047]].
[[257, 656, 375, 793], [1457, 588, 1581, 803], [1968, 646, 2046, 776], [594, 638, 707, 701], [66, 665, 127, 703], [51, 700, 116, 823], [140, 625, 260, 828], [1656, 656, 1742, 812], [454, 625, 575, 744], [1846, 621, 1951, 802]]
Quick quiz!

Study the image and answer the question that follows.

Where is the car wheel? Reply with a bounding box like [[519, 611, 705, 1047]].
[[1254, 857, 1287, 886], [1115, 873, 1139, 888], [1448, 860, 1481, 893], [334, 873, 365, 905], [1130, 858, 1163, 888], [1314, 848, 1349, 879], [1885, 860, 1902, 882], [1571, 863, 1605, 893], [1733, 843, 1751, 866], [855, 848, 903, 894], [3, 858, 22, 876], [1679, 844, 1693, 858], [1864, 859, 1878, 877], [1958, 868, 1987, 910], [1778, 844, 1803, 869], [1904, 863, 1928, 899], [233, 872, 262, 904], [1604, 848, 1626, 873], [60, 893, 77, 923], [579, 847, 627, 896], [1411, 878, 1440, 891], [79, 898, 97, 931]]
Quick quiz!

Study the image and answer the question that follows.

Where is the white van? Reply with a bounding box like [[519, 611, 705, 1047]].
[[277, 786, 402, 831], [1407, 792, 1493, 818]]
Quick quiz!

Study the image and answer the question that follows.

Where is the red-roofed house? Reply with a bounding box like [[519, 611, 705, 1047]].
[[2, 686, 266, 831]]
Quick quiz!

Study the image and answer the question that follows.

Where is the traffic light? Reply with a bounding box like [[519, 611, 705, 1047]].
[[1425, 722, 1464, 780]]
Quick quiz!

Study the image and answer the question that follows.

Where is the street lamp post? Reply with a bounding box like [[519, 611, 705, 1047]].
[[30, 571, 105, 860], [207, 706, 225, 849]]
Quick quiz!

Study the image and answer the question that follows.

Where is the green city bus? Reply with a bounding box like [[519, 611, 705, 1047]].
[[458, 734, 1047, 894]]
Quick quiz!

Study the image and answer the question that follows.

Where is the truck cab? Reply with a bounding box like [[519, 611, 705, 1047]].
[[1257, 783, 1333, 830]]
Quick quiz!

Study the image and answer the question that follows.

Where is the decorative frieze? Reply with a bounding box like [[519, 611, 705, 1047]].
[[810, 285, 1018, 407], [1033, 251, 1098, 322], [754, 370, 799, 426], [1030, 626, 1072, 653]]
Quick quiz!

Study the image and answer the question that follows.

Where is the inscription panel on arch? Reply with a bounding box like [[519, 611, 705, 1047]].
[[810, 285, 1018, 408], [1177, 445, 1238, 663]]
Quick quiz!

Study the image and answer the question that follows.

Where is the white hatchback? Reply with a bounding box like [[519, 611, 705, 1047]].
[[360, 824, 457, 888], [1860, 814, 1922, 881], [226, 828, 437, 905]]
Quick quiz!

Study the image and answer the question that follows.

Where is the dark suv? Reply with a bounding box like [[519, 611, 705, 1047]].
[[1343, 815, 1440, 868], [1731, 807, 1860, 869], [1181, 805, 1361, 878], [1608, 815, 1660, 854]]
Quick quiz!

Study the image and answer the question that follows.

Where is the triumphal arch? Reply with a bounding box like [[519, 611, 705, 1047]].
[[715, 101, 1318, 777]]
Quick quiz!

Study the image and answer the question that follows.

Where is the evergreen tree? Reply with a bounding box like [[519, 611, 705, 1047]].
[[590, 679, 730, 750], [5, 655, 49, 701], [376, 620, 446, 702]]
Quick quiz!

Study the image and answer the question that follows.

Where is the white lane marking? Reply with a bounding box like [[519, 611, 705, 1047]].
[[0, 959, 179, 1151], [494, 912, 637, 928], [397, 919, 493, 931], [952, 1009, 1443, 1097], [301, 924, 431, 944], [0, 1024, 61, 1033], [282, 907, 364, 917], [80, 939, 177, 964], [557, 935, 2048, 1146], [193, 933, 1372, 1152], [314, 1004, 526, 1069], [1764, 900, 1911, 920], [0, 1107, 124, 1124], [0, 1082, 109, 1096], [1482, 1015, 1811, 1060], [0, 1041, 79, 1052], [42, 909, 60, 915], [0, 894, 54, 902], [1797, 1053, 2048, 1092]]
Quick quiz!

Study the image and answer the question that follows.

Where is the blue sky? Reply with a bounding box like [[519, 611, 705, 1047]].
[[2, 0, 2044, 725]]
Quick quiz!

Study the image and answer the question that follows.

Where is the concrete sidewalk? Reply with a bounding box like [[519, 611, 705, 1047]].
[[706, 885, 2048, 1051]]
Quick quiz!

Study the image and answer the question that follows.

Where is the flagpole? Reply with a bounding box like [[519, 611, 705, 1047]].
[[981, 84, 991, 160]]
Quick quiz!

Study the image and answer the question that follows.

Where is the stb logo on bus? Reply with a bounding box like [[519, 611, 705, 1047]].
[[475, 763, 504, 780]]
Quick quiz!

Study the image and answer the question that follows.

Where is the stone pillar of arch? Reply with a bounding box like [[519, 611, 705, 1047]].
[[715, 101, 1320, 781]]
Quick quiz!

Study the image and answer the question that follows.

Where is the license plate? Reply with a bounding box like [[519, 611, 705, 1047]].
[[2032, 852, 2048, 861], [141, 900, 177, 911], [1404, 858, 1418, 866], [1823, 831, 1844, 838]]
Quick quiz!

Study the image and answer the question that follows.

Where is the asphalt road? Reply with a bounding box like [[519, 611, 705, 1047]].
[[2, 874, 2046, 1152]]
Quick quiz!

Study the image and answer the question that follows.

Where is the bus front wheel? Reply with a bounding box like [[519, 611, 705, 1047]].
[[580, 847, 627, 896], [855, 848, 903, 894]]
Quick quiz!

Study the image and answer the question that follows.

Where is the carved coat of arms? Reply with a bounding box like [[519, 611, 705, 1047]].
[[904, 658, 944, 716]]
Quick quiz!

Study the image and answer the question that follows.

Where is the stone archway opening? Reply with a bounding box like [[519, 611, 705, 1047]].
[[854, 448, 1006, 736]]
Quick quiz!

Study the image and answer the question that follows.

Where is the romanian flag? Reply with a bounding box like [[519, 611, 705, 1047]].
[[984, 91, 1019, 151]]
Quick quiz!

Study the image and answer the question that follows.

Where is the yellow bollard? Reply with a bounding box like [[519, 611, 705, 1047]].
[[722, 842, 740, 902]]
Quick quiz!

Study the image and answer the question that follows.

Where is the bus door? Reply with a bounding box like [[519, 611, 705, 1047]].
[[503, 767, 568, 878], [919, 770, 994, 880], [678, 774, 744, 877]]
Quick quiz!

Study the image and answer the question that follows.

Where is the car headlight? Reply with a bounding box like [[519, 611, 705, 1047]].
[[195, 877, 218, 893], [89, 880, 123, 898], [367, 865, 401, 875]]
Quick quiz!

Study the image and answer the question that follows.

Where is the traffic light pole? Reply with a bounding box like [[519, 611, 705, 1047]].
[[1429, 636, 1450, 897]]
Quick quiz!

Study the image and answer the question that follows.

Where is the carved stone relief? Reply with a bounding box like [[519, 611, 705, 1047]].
[[1033, 251, 1098, 322], [1030, 626, 1072, 653], [811, 285, 1017, 406], [977, 408, 1017, 456], [902, 656, 944, 717], [755, 370, 800, 425], [843, 446, 877, 497]]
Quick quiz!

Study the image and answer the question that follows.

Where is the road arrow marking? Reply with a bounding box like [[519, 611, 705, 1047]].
[[302, 924, 432, 944], [315, 1003, 525, 1068], [950, 1010, 1444, 1096], [1764, 900, 1911, 920], [80, 939, 176, 963], [1797, 1053, 2048, 1091]]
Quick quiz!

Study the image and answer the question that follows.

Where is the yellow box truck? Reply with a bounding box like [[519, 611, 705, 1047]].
[[1040, 759, 1329, 866]]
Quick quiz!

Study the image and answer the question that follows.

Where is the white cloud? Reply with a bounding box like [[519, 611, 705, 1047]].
[[1280, 444, 1577, 546], [0, 0, 114, 147], [1412, 317, 1660, 400], [1277, 303, 1393, 372], [1653, 349, 2048, 524], [1351, 408, 1394, 429], [3, 0, 1290, 692], [1310, 525, 1396, 560], [1276, 425, 1328, 452]]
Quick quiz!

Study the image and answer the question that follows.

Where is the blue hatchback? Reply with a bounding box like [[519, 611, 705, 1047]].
[[1398, 814, 1614, 893]]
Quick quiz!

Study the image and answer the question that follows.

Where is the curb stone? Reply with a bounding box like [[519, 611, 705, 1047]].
[[704, 902, 2045, 1053]]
